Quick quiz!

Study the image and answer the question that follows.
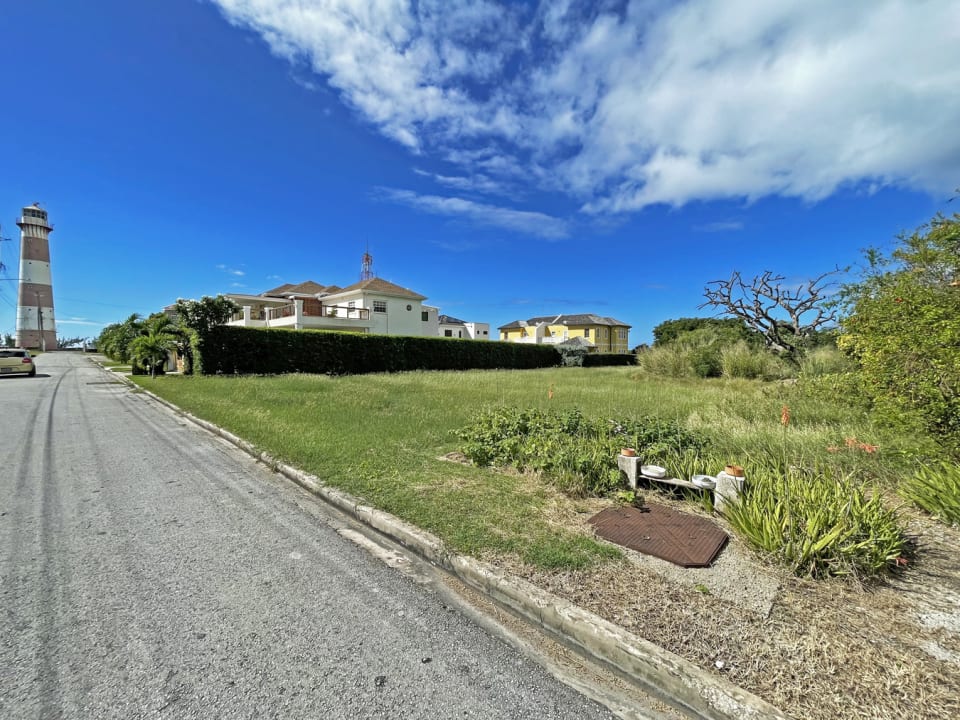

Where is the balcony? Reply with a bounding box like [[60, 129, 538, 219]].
[[227, 300, 371, 331]]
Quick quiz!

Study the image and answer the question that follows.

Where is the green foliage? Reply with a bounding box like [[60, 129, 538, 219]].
[[129, 316, 178, 378], [456, 407, 704, 497], [652, 317, 756, 346], [196, 325, 561, 375], [797, 346, 855, 378], [639, 328, 791, 379], [839, 212, 960, 449], [723, 464, 907, 580], [2, 333, 14, 347], [900, 462, 960, 525], [97, 313, 143, 363], [556, 344, 589, 366], [174, 295, 239, 335], [720, 341, 792, 380], [174, 295, 239, 374]]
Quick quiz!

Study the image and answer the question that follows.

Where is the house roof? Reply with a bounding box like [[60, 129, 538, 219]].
[[262, 280, 329, 297], [334, 277, 426, 300], [438, 314, 466, 325], [498, 314, 631, 330], [527, 313, 631, 327], [557, 336, 595, 347]]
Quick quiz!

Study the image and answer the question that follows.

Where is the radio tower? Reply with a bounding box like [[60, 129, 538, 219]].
[[16, 203, 57, 351], [360, 243, 374, 281]]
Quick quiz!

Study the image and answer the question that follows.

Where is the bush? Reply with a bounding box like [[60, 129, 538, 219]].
[[839, 211, 960, 449], [900, 462, 960, 525], [721, 341, 793, 380], [457, 407, 705, 497], [723, 464, 907, 579], [195, 325, 561, 375]]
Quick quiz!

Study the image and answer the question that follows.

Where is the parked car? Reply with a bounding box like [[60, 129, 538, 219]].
[[0, 348, 37, 377]]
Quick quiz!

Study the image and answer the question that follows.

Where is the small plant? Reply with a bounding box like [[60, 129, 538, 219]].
[[694, 583, 711, 595], [900, 462, 960, 525], [614, 489, 645, 508], [723, 464, 907, 580]]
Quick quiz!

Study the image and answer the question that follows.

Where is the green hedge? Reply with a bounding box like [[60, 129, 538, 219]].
[[195, 325, 561, 375], [582, 353, 636, 367]]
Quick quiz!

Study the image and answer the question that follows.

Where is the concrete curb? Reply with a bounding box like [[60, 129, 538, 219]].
[[116, 369, 788, 720]]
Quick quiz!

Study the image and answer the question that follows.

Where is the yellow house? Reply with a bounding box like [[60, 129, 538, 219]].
[[498, 314, 631, 353]]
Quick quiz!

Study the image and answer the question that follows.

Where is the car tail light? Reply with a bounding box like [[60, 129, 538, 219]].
[[22, 358, 32, 364]]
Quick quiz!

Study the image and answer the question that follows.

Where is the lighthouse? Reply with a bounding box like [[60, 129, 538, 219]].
[[16, 203, 57, 351]]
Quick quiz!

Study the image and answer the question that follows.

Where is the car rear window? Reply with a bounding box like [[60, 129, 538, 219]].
[[0, 351, 27, 358]]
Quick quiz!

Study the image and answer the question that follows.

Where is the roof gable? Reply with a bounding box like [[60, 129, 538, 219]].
[[334, 277, 426, 300]]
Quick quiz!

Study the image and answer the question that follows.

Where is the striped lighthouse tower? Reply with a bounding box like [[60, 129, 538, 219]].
[[16, 203, 57, 351]]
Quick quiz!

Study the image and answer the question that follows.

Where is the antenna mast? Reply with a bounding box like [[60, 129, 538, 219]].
[[360, 243, 374, 281]]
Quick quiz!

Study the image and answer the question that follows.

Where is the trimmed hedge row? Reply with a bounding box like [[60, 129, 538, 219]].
[[582, 353, 636, 367], [195, 325, 562, 375]]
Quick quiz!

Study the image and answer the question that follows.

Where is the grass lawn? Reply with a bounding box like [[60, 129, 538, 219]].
[[134, 367, 937, 570]]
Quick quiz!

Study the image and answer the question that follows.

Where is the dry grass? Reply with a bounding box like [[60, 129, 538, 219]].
[[497, 500, 960, 720]]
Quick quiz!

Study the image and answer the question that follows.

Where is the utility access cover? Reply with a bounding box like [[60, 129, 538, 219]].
[[589, 504, 728, 568]]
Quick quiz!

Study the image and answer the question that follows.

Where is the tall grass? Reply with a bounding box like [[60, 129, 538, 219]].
[[134, 366, 939, 571], [900, 462, 960, 525]]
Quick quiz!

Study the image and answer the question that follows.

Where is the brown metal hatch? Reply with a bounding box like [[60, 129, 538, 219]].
[[589, 504, 728, 568]]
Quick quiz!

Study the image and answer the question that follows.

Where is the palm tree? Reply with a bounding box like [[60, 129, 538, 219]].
[[130, 318, 178, 378]]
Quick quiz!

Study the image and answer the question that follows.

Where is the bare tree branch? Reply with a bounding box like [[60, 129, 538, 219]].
[[699, 268, 845, 356]]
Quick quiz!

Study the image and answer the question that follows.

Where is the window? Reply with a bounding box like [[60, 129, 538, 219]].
[[406, 304, 412, 311], [619, 329, 627, 339], [373, 300, 387, 313], [422, 311, 429, 321], [348, 301, 355, 309], [444, 329, 453, 337], [584, 328, 590, 338]]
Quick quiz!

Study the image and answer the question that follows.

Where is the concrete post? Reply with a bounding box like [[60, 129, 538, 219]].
[[294, 299, 304, 330], [714, 471, 746, 514]]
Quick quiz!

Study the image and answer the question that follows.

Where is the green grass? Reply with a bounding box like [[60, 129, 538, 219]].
[[133, 367, 941, 570]]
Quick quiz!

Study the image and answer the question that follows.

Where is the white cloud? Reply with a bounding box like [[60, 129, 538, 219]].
[[695, 220, 744, 233], [216, 264, 245, 276], [378, 188, 569, 239], [57, 318, 106, 327], [212, 0, 960, 211]]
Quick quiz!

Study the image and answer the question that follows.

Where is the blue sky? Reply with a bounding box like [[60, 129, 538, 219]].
[[1, 0, 957, 345]]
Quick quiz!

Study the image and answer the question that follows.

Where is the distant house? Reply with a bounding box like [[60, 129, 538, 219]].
[[224, 278, 484, 339], [438, 314, 490, 340], [498, 314, 631, 353]]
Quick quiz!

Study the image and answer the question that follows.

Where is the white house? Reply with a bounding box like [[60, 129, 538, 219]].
[[438, 314, 490, 340], [225, 279, 484, 339]]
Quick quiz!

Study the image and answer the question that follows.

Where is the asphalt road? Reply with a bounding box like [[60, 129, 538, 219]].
[[0, 352, 619, 720]]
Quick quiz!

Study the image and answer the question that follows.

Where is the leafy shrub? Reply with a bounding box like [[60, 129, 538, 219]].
[[195, 325, 561, 375], [839, 211, 960, 449], [556, 345, 589, 367], [723, 464, 907, 579], [457, 407, 705, 497], [900, 462, 960, 525]]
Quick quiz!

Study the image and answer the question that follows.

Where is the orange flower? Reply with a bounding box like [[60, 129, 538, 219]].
[[780, 405, 790, 427]]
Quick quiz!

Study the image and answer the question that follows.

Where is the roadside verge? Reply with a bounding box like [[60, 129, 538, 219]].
[[120, 370, 789, 720]]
